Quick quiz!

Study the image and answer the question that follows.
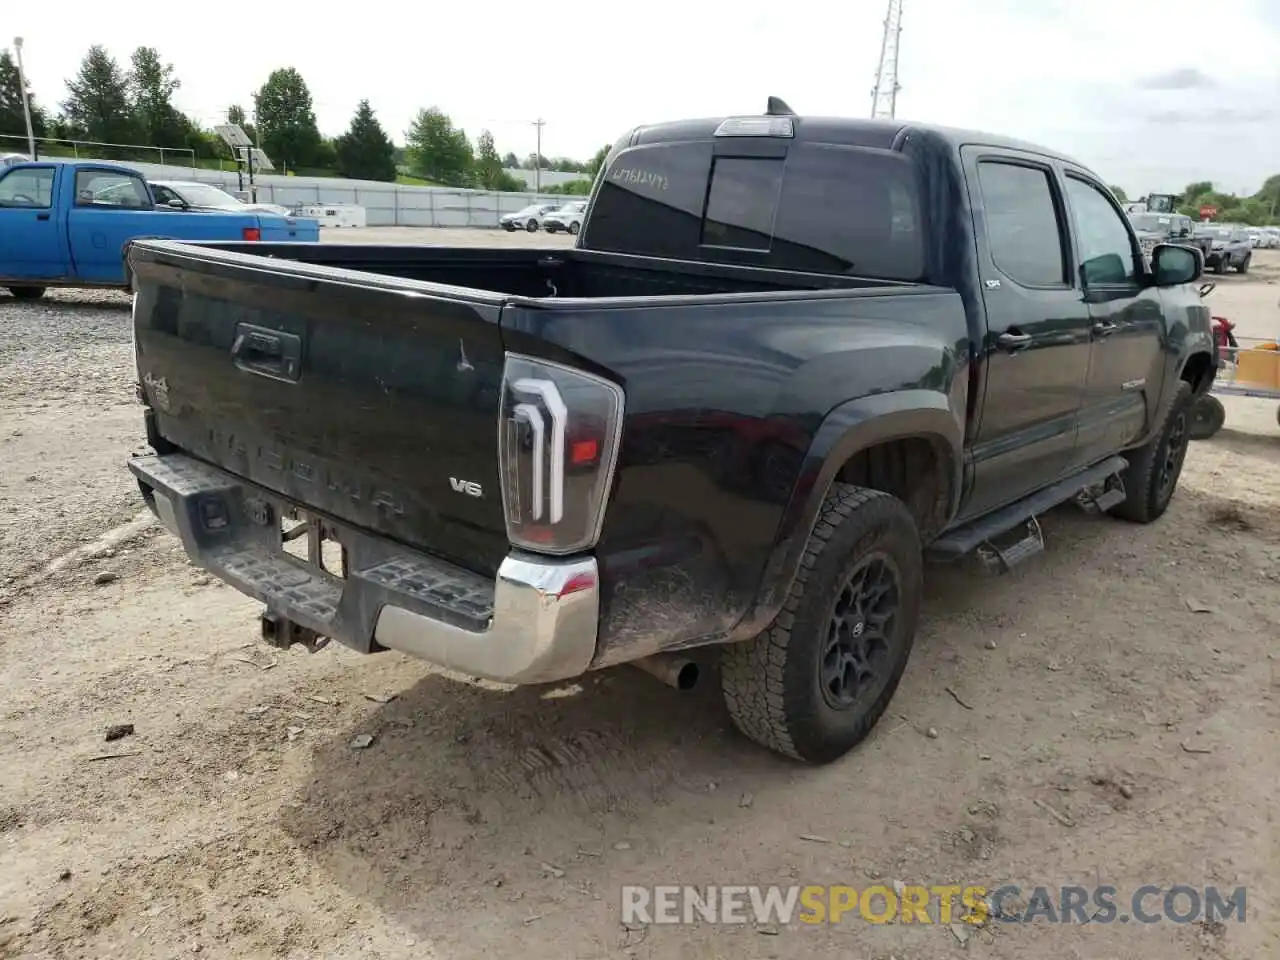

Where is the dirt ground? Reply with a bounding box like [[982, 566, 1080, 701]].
[[1, 235, 1278, 960]]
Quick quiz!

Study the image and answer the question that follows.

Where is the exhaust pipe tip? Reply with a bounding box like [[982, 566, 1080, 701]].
[[671, 659, 699, 691], [631, 653, 700, 691]]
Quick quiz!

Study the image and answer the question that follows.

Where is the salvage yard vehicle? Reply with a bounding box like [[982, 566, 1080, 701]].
[[1196, 223, 1252, 274], [148, 179, 301, 221], [498, 203, 560, 232], [126, 100, 1216, 763], [0, 160, 315, 300], [1129, 212, 1210, 264], [542, 200, 587, 234]]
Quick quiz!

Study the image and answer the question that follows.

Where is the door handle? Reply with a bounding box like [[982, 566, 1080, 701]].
[[1092, 320, 1118, 336], [997, 331, 1032, 351], [36, 212, 50, 221], [231, 324, 302, 382]]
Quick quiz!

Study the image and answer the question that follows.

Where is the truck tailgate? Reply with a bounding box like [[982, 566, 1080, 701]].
[[129, 240, 511, 575]]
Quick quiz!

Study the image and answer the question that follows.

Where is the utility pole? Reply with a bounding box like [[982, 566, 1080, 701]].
[[12, 37, 38, 159], [532, 118, 545, 194], [870, 0, 904, 120]]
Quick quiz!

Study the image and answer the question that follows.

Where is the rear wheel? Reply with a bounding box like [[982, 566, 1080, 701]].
[[1213, 257, 1228, 275], [526, 219, 538, 232], [1110, 380, 1192, 523], [720, 485, 922, 763], [568, 221, 581, 235], [1188, 394, 1225, 440], [7, 286, 46, 301], [1237, 255, 1250, 274]]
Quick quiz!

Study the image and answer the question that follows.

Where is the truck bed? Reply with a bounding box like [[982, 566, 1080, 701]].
[[187, 241, 903, 299]]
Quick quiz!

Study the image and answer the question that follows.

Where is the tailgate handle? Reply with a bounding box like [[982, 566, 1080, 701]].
[[232, 323, 302, 382]]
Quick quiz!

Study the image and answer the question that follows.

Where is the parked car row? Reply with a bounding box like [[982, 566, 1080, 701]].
[[1245, 226, 1280, 249], [498, 200, 587, 234], [1195, 223, 1255, 274]]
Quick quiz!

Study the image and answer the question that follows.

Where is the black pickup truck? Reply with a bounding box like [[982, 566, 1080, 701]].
[[126, 101, 1216, 763]]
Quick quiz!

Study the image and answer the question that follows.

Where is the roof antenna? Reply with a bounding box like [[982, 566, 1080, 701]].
[[765, 96, 796, 116]]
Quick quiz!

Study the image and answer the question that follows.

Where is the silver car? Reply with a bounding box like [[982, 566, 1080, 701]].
[[543, 200, 588, 235], [499, 203, 560, 233]]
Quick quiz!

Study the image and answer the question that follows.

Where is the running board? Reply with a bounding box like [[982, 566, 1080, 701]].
[[927, 456, 1129, 568]]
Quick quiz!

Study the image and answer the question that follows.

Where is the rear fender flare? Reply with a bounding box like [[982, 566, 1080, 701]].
[[732, 390, 963, 641]]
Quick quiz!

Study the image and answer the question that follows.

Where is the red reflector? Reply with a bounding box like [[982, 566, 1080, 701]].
[[570, 438, 599, 465], [558, 571, 596, 597], [242, 227, 261, 242]]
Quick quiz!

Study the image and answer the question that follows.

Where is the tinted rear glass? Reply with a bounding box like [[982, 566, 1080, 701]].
[[583, 140, 925, 281]]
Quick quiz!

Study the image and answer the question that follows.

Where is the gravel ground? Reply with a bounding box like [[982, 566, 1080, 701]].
[[0, 238, 1278, 960]]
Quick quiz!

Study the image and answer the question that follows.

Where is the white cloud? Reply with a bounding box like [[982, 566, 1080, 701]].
[[8, 0, 1279, 193]]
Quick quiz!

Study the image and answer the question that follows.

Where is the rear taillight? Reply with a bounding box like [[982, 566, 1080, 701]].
[[242, 227, 261, 241], [498, 354, 624, 555]]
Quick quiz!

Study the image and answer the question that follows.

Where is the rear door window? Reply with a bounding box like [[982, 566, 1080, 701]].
[[976, 161, 1068, 287]]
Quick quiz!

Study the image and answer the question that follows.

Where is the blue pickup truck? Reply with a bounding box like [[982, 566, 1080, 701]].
[[0, 160, 319, 300]]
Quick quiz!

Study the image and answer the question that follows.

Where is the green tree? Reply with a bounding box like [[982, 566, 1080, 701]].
[[404, 106, 474, 186], [253, 67, 322, 171], [60, 45, 137, 147], [334, 100, 396, 181], [501, 150, 519, 169], [0, 49, 49, 144], [586, 144, 611, 177], [1254, 174, 1279, 223], [184, 124, 222, 161], [473, 129, 506, 189], [1108, 184, 1128, 203], [542, 180, 592, 196], [128, 47, 189, 148]]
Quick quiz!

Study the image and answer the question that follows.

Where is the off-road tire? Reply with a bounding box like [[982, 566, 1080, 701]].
[[7, 286, 46, 301], [1188, 394, 1225, 440], [1110, 380, 1193, 523], [720, 485, 923, 763]]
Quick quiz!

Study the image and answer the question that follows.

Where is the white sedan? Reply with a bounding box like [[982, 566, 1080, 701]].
[[499, 203, 560, 232]]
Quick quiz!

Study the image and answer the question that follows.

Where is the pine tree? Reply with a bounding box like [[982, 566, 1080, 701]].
[[128, 47, 188, 147], [334, 100, 397, 181], [60, 45, 137, 146], [0, 49, 48, 145]]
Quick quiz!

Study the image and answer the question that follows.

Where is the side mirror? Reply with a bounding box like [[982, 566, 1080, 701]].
[[167, 199, 186, 209], [1151, 243, 1202, 287]]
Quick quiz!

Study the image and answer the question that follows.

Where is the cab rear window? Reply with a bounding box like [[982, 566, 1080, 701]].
[[583, 140, 925, 281]]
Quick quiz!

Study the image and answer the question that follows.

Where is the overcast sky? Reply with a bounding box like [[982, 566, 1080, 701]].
[[9, 0, 1279, 194]]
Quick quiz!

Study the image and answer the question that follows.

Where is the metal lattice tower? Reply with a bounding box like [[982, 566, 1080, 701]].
[[870, 0, 904, 120]]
